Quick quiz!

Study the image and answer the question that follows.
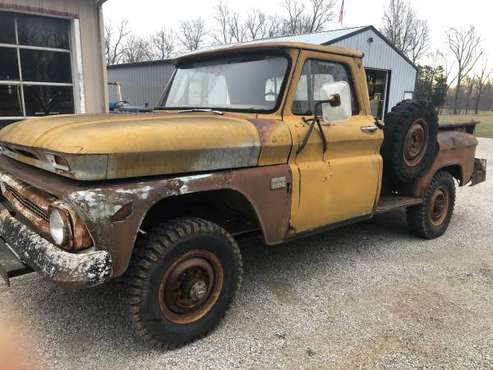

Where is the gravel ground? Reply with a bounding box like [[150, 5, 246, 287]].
[[1, 139, 492, 369]]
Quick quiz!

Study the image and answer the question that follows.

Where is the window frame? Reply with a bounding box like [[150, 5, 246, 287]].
[[291, 58, 360, 117], [0, 11, 75, 122]]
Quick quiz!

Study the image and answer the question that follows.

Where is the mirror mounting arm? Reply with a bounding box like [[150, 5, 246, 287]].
[[297, 100, 329, 155]]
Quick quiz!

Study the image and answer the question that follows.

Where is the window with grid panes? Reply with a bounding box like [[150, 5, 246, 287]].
[[0, 11, 74, 122]]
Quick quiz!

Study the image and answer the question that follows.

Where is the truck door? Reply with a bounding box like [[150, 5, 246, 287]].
[[284, 51, 384, 234]]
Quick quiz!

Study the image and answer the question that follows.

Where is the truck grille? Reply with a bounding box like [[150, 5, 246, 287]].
[[4, 184, 49, 222]]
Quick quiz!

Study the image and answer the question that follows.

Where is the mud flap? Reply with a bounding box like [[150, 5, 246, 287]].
[[471, 158, 487, 186], [0, 238, 32, 287]]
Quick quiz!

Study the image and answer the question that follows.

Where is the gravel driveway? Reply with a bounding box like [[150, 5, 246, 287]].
[[1, 139, 492, 369]]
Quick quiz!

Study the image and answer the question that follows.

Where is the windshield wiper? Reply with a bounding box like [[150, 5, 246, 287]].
[[177, 108, 224, 115]]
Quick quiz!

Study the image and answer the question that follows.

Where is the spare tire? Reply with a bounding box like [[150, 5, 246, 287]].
[[382, 100, 438, 184]]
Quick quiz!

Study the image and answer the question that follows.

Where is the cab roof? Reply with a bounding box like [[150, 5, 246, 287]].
[[175, 41, 364, 64]]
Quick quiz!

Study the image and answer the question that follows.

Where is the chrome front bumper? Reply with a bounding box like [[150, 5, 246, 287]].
[[0, 206, 112, 288]]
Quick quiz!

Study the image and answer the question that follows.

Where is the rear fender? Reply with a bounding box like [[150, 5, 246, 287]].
[[412, 131, 478, 197]]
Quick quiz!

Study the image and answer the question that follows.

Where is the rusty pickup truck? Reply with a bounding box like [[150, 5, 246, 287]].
[[0, 41, 486, 348]]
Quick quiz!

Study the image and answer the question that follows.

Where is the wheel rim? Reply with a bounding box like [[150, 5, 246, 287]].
[[159, 250, 224, 324], [403, 119, 429, 167], [429, 186, 450, 226]]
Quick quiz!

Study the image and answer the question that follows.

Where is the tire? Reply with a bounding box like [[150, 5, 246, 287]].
[[383, 100, 439, 184], [407, 171, 456, 239], [125, 218, 242, 349]]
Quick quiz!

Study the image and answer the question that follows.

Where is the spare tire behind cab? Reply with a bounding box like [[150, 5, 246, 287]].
[[382, 100, 439, 184]]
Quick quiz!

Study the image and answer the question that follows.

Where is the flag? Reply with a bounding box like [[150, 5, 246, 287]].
[[338, 0, 345, 24]]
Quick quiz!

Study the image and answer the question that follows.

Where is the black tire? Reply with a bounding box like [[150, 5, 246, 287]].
[[407, 171, 456, 239], [125, 218, 242, 349], [383, 100, 439, 184]]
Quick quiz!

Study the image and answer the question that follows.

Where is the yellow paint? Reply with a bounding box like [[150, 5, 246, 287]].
[[284, 49, 384, 233]]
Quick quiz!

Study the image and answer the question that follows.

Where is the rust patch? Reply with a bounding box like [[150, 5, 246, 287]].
[[0, 155, 291, 277], [247, 119, 279, 146], [412, 131, 478, 197]]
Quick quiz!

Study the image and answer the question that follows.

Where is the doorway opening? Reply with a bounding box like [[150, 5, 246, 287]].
[[366, 68, 390, 119]]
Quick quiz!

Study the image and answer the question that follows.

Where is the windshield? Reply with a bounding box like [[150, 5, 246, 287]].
[[160, 54, 290, 112]]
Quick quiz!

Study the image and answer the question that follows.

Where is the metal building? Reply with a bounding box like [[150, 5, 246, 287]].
[[107, 25, 417, 118], [107, 60, 175, 109], [0, 0, 110, 126]]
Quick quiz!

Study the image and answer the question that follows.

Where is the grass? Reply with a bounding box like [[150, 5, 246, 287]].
[[439, 112, 493, 138]]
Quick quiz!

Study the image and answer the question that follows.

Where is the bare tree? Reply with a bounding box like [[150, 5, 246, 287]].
[[213, 2, 233, 45], [282, 0, 335, 35], [228, 11, 246, 43], [105, 19, 130, 65], [463, 77, 475, 114], [447, 25, 483, 114], [121, 35, 153, 64], [245, 9, 267, 40], [179, 18, 207, 52], [282, 0, 306, 35], [265, 15, 284, 38], [151, 27, 176, 60], [381, 0, 430, 64], [304, 0, 336, 33], [213, 2, 247, 45], [474, 60, 492, 114]]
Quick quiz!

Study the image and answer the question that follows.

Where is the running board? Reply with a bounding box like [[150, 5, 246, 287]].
[[375, 195, 424, 215]]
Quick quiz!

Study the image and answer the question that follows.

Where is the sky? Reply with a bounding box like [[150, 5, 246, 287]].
[[103, 0, 493, 71]]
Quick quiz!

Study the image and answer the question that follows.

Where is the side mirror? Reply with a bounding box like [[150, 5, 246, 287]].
[[320, 81, 352, 123]]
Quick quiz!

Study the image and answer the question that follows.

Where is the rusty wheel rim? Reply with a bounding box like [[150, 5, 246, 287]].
[[403, 119, 429, 167], [429, 186, 450, 226], [158, 250, 224, 325]]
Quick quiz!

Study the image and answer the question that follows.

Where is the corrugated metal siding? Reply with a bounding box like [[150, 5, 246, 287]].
[[108, 63, 175, 108], [331, 28, 417, 111], [0, 0, 107, 114]]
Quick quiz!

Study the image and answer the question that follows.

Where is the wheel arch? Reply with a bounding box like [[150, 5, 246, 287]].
[[139, 188, 265, 240]]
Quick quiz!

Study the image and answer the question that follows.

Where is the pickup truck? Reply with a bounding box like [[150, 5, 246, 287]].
[[0, 41, 486, 348]]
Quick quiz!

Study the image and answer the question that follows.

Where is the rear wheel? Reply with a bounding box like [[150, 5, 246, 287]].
[[407, 171, 456, 239], [125, 218, 242, 349]]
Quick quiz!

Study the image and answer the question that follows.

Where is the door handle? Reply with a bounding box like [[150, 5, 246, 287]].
[[360, 125, 379, 134]]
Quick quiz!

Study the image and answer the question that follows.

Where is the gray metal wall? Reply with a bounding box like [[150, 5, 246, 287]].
[[107, 62, 175, 108], [331, 28, 417, 112]]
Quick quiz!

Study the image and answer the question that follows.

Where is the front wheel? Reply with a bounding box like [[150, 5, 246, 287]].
[[407, 171, 456, 239], [125, 218, 242, 349]]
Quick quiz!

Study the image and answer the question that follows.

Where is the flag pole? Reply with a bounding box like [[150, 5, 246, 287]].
[[339, 0, 345, 27]]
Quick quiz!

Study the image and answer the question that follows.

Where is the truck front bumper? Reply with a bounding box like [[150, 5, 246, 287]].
[[0, 206, 112, 288]]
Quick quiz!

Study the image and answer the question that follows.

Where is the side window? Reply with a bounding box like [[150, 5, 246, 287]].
[[292, 59, 358, 116]]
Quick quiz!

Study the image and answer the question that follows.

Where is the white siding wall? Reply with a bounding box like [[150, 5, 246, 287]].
[[331, 28, 417, 112], [108, 63, 175, 108]]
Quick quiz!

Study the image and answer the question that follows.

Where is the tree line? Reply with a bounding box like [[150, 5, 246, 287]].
[[105, 0, 492, 114], [105, 0, 337, 64]]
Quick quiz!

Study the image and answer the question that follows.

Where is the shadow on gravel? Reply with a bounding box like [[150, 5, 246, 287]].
[[19, 209, 415, 357]]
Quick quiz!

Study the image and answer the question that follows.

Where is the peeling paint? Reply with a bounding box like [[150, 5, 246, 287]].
[[0, 208, 112, 287]]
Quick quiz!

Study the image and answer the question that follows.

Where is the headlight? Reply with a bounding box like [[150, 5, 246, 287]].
[[49, 207, 71, 246]]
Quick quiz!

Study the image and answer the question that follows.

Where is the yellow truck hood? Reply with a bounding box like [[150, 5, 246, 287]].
[[0, 113, 291, 180]]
